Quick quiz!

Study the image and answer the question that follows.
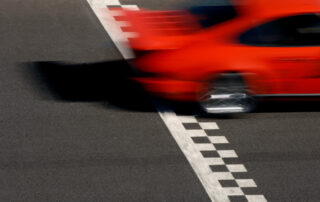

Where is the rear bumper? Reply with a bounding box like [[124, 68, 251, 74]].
[[134, 77, 203, 101]]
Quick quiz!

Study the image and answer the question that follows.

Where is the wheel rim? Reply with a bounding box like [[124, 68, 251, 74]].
[[199, 73, 254, 114]]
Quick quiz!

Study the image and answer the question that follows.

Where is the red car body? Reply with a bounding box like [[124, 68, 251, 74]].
[[116, 0, 320, 104]]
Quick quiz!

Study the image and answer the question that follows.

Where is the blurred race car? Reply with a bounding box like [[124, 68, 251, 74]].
[[116, 0, 320, 113]]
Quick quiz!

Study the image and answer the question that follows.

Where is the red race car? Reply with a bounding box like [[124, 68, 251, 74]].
[[116, 0, 320, 113]]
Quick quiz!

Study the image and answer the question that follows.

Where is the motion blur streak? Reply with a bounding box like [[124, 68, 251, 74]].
[[115, 0, 320, 113]]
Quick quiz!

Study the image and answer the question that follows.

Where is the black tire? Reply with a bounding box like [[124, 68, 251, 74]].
[[199, 73, 255, 114]]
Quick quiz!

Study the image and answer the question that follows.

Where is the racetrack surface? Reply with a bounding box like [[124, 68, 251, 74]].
[[1, 0, 320, 201]]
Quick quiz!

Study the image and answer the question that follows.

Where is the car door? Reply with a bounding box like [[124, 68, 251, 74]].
[[239, 13, 320, 94]]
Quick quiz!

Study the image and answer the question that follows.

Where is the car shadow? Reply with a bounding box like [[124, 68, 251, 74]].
[[255, 99, 320, 113], [25, 60, 320, 115], [25, 60, 155, 112]]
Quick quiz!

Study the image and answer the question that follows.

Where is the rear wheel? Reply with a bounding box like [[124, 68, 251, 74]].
[[199, 73, 255, 114]]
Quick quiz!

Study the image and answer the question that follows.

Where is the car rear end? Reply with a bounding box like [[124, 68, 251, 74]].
[[116, 5, 238, 101]]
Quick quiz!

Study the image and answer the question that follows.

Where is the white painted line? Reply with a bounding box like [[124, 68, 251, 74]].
[[87, 0, 111, 9], [226, 164, 247, 172], [211, 172, 234, 180], [106, 0, 120, 5], [187, 130, 207, 137], [209, 136, 229, 144], [246, 195, 268, 202], [223, 187, 244, 196], [157, 107, 230, 201], [87, 0, 134, 59], [236, 179, 257, 188], [200, 122, 220, 130], [218, 150, 238, 158], [178, 115, 198, 123], [195, 144, 217, 151], [206, 158, 225, 165], [121, 5, 140, 10]]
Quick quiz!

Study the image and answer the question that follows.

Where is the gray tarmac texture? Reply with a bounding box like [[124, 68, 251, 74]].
[[0, 0, 210, 201]]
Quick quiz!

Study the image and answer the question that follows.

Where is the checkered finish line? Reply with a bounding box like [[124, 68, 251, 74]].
[[178, 114, 266, 202], [87, 0, 267, 201]]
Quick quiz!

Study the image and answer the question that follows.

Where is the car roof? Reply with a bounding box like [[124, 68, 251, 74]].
[[233, 0, 320, 19]]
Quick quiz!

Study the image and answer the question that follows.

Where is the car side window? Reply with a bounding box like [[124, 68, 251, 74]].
[[239, 14, 320, 46]]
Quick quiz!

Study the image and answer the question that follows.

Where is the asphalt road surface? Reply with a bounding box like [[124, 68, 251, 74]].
[[1, 0, 320, 201]]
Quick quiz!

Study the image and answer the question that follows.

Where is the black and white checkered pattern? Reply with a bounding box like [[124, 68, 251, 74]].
[[177, 114, 266, 201], [97, 2, 267, 201]]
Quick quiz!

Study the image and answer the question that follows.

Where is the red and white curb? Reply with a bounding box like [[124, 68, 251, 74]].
[[87, 0, 267, 201]]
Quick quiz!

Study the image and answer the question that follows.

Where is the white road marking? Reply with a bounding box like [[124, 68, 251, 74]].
[[87, 0, 135, 59], [212, 172, 235, 180], [86, 0, 267, 201], [206, 158, 225, 165], [195, 144, 217, 151], [209, 136, 229, 144], [178, 115, 198, 123], [218, 150, 238, 158], [223, 187, 244, 196], [156, 107, 230, 201], [200, 122, 220, 130], [121, 5, 139, 10], [236, 179, 257, 188], [187, 130, 207, 137], [247, 195, 268, 202], [226, 164, 247, 172]]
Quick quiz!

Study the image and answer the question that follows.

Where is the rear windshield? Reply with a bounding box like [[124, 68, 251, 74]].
[[189, 6, 237, 28]]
